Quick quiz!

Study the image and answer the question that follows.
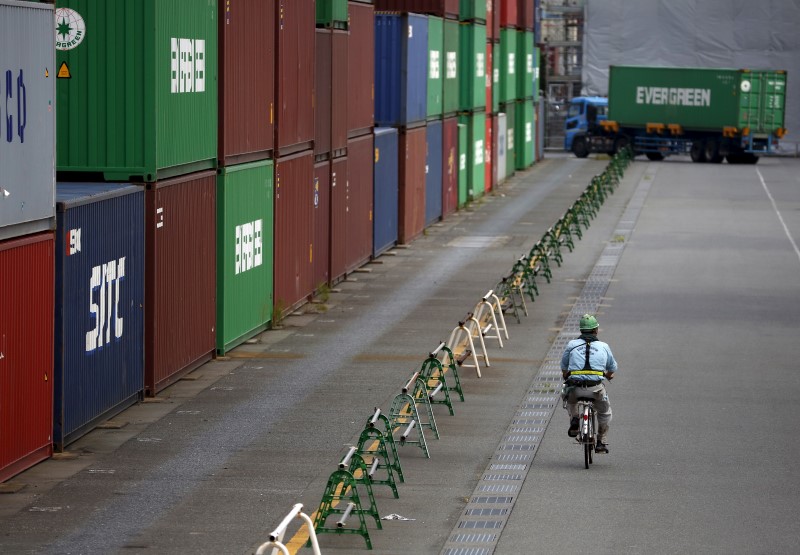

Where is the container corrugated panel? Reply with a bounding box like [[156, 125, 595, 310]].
[[425, 120, 444, 225], [0, 232, 54, 482], [518, 0, 533, 30], [485, 113, 493, 193], [375, 13, 428, 127], [56, 0, 218, 182], [274, 151, 314, 312], [496, 111, 507, 183], [485, 41, 493, 113], [499, 28, 517, 103], [331, 30, 349, 153], [517, 30, 534, 99], [459, 0, 486, 22], [398, 126, 427, 243], [442, 18, 460, 116], [373, 128, 399, 257], [345, 134, 374, 270], [499, 0, 516, 27], [219, 0, 275, 166], [330, 156, 348, 281], [276, 0, 315, 155], [216, 160, 274, 354], [315, 29, 333, 157], [532, 45, 540, 102], [486, 0, 495, 40], [427, 16, 444, 119], [459, 111, 485, 199], [458, 22, 486, 111], [501, 101, 516, 177], [347, 2, 375, 137], [145, 172, 216, 395], [515, 98, 534, 169], [534, 0, 540, 38], [375, 0, 459, 18], [54, 184, 143, 449], [442, 117, 459, 217], [313, 160, 331, 287], [0, 1, 55, 241], [492, 41, 500, 113], [317, 0, 348, 26], [457, 122, 468, 207]]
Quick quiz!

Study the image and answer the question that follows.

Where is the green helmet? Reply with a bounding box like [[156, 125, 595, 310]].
[[579, 314, 599, 331]]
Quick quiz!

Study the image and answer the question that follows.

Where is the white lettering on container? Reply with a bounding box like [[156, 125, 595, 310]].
[[635, 87, 711, 107], [476, 53, 485, 79], [235, 219, 263, 275], [67, 228, 82, 256], [86, 257, 125, 352], [430, 50, 440, 79], [446, 52, 457, 80], [171, 38, 206, 93]]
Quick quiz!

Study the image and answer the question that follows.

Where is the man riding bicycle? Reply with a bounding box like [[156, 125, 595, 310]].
[[561, 314, 617, 454]]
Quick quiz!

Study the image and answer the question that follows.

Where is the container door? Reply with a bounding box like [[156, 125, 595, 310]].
[[425, 121, 444, 225], [373, 128, 399, 257]]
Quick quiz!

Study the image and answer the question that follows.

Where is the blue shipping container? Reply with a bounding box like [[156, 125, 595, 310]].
[[54, 183, 145, 450], [425, 119, 443, 226], [375, 13, 428, 127], [373, 127, 399, 257]]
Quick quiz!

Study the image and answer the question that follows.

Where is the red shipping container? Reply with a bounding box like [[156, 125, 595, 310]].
[[0, 233, 54, 482], [313, 160, 331, 287], [486, 0, 495, 40], [485, 113, 494, 193], [330, 156, 348, 282], [332, 30, 349, 154], [347, 2, 375, 137], [486, 43, 493, 114], [346, 134, 374, 270], [499, 0, 517, 27], [219, 0, 275, 165], [145, 172, 216, 396], [519, 0, 534, 30], [315, 29, 333, 157], [442, 117, 459, 217], [398, 127, 427, 244], [276, 0, 315, 155], [374, 0, 459, 18], [274, 151, 315, 311]]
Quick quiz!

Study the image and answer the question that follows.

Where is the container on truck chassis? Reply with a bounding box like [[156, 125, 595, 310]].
[[565, 66, 788, 164]]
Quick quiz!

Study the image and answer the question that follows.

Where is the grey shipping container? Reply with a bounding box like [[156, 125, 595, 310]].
[[0, 0, 55, 240]]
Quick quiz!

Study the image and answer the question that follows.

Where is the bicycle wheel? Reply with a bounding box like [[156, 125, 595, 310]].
[[588, 413, 594, 465], [584, 442, 591, 469]]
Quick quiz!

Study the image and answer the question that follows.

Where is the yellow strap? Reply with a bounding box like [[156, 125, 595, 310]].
[[569, 370, 604, 376]]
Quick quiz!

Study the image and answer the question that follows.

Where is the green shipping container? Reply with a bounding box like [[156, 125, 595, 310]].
[[499, 28, 517, 104], [608, 66, 787, 135], [459, 0, 486, 22], [316, 0, 348, 27], [517, 31, 534, 99], [502, 101, 516, 177], [459, 23, 487, 111], [427, 16, 444, 119], [515, 99, 534, 169], [443, 18, 460, 115], [56, 0, 218, 181], [492, 42, 500, 113], [459, 111, 485, 200], [216, 159, 274, 354], [533, 46, 540, 102], [457, 122, 468, 207]]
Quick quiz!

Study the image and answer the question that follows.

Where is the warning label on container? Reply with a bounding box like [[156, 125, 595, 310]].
[[55, 8, 86, 51], [57, 62, 71, 79]]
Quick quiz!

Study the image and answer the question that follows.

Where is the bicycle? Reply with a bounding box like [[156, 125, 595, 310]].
[[562, 374, 612, 469]]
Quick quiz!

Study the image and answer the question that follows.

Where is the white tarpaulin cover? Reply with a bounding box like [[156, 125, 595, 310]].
[[583, 0, 800, 148]]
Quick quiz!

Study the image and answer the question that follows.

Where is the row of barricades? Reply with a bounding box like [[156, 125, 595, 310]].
[[256, 149, 633, 554]]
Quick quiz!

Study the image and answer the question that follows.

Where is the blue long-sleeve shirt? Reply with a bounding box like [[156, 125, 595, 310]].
[[561, 337, 618, 383]]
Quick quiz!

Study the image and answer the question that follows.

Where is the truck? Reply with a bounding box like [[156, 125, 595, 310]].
[[565, 66, 788, 164]]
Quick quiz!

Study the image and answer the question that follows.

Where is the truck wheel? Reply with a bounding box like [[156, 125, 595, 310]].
[[742, 153, 760, 165], [613, 136, 630, 155], [690, 141, 707, 163], [572, 137, 590, 158], [704, 140, 724, 163], [726, 153, 742, 164], [645, 152, 664, 161]]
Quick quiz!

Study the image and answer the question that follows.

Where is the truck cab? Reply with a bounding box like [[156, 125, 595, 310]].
[[564, 96, 608, 156]]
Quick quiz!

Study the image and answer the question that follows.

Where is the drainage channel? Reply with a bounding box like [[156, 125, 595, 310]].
[[440, 167, 657, 555]]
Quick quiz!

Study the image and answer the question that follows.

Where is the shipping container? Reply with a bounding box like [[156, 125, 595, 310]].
[[332, 30, 349, 154], [373, 127, 399, 257], [536, 100, 545, 161], [442, 117, 459, 217], [219, 0, 275, 166], [317, 0, 348, 27], [459, 0, 486, 22], [274, 150, 314, 313], [486, 0, 496, 41], [532, 46, 540, 102], [398, 126, 427, 243], [516, 98, 534, 169], [425, 120, 444, 225], [518, 0, 533, 30], [442, 18, 460, 116], [499, 0, 517, 27], [54, 184, 144, 449], [608, 66, 788, 135], [457, 122, 468, 207], [459, 112, 486, 199], [0, 0, 55, 241], [0, 233, 54, 482], [347, 1, 375, 137], [276, 0, 315, 155], [375, 13, 428, 127], [496, 111, 507, 183], [330, 157, 347, 282], [56, 0, 217, 181], [459, 22, 487, 111], [485, 113, 494, 192], [499, 28, 517, 103], [427, 16, 444, 119], [345, 134, 374, 270], [315, 29, 333, 157], [485, 41, 493, 113], [375, 0, 459, 18], [217, 160, 274, 354], [145, 172, 216, 396], [517, 30, 534, 99], [313, 160, 332, 287], [492, 41, 500, 113], [501, 101, 516, 177]]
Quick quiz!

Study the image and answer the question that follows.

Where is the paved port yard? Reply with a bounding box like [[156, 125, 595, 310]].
[[1, 154, 799, 554]]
